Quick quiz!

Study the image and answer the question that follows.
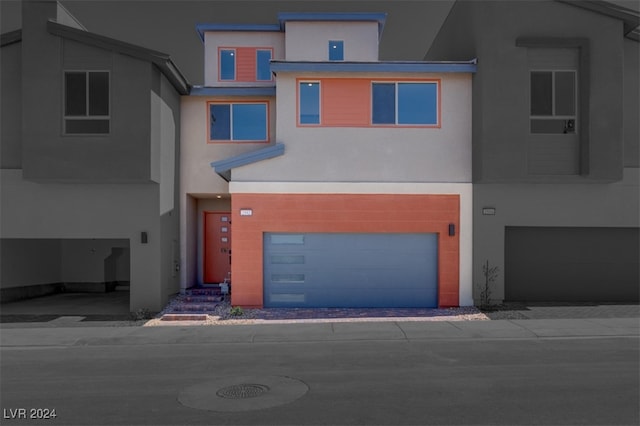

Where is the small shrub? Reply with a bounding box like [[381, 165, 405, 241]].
[[477, 260, 499, 309], [229, 306, 244, 317]]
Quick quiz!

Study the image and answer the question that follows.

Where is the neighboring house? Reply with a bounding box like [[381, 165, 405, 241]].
[[427, 0, 640, 303], [0, 0, 189, 312], [180, 13, 477, 308]]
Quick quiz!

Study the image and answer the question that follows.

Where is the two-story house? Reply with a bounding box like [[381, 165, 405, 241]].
[[180, 12, 477, 308], [427, 0, 639, 303], [0, 0, 189, 312]]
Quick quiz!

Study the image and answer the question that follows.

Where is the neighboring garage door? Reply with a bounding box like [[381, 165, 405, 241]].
[[264, 233, 438, 308], [505, 227, 639, 302]]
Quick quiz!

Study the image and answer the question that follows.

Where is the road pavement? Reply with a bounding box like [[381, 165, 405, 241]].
[[1, 319, 639, 425]]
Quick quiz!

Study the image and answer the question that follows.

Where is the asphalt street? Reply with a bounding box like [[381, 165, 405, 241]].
[[1, 320, 639, 425]]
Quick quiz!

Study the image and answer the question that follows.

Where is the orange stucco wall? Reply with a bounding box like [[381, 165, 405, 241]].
[[296, 77, 442, 128], [230, 193, 460, 308]]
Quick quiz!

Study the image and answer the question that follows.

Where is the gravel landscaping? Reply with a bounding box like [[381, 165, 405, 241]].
[[146, 297, 491, 326]]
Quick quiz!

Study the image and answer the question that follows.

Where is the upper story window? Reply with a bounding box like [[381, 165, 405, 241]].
[[329, 41, 344, 61], [208, 101, 268, 142], [220, 49, 236, 80], [296, 78, 440, 127], [372, 82, 438, 125], [517, 40, 586, 175], [256, 49, 273, 81], [299, 82, 321, 124], [530, 70, 577, 134], [64, 70, 110, 134], [219, 47, 274, 82]]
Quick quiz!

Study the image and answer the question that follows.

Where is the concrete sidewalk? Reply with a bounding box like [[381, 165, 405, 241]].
[[1, 317, 638, 349]]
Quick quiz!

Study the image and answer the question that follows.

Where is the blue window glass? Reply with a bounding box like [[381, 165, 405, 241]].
[[256, 50, 272, 81], [220, 49, 235, 80], [299, 82, 320, 124], [210, 103, 267, 141], [372, 83, 396, 124], [398, 83, 438, 125], [329, 40, 344, 61], [233, 104, 267, 140], [210, 104, 231, 140]]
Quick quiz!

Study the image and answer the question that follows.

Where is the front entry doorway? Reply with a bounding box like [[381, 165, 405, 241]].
[[203, 212, 231, 283]]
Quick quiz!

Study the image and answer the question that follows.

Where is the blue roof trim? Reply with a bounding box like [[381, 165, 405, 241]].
[[270, 60, 478, 74], [195, 23, 282, 41], [211, 143, 285, 181], [278, 12, 387, 39], [196, 13, 388, 42], [190, 86, 276, 96]]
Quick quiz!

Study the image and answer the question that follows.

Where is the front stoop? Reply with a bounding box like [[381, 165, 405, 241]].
[[160, 286, 224, 321]]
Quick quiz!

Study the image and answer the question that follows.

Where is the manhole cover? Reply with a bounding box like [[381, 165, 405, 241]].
[[216, 384, 270, 399], [178, 375, 309, 412]]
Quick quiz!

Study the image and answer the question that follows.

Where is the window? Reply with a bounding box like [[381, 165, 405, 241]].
[[220, 47, 274, 82], [372, 82, 438, 125], [329, 40, 344, 61], [371, 83, 396, 124], [299, 82, 320, 124], [64, 71, 109, 134], [530, 70, 577, 134], [220, 49, 236, 80], [256, 49, 272, 81], [209, 102, 268, 142]]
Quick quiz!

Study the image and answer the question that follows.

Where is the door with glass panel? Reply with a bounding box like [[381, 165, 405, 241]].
[[203, 212, 231, 283], [528, 48, 579, 175]]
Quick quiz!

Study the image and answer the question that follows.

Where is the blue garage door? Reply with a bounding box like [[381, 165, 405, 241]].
[[264, 233, 438, 308]]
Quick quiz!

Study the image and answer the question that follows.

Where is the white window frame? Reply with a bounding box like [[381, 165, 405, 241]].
[[219, 48, 237, 81], [298, 81, 321, 125], [256, 48, 274, 81], [529, 69, 578, 134], [208, 101, 269, 143], [63, 70, 111, 135], [370, 80, 440, 126]]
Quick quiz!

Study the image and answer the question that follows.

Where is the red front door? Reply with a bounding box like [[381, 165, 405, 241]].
[[204, 212, 231, 283]]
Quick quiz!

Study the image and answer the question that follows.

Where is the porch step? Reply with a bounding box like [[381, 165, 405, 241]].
[[167, 303, 219, 313], [185, 287, 223, 296], [183, 295, 224, 303], [161, 313, 209, 321], [159, 288, 225, 320]]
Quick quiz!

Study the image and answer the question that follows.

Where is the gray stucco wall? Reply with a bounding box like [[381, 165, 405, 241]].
[[18, 1, 154, 182], [427, 0, 628, 183], [60, 239, 128, 283], [21, 39, 153, 181], [1, 239, 62, 289], [0, 238, 130, 302], [155, 72, 181, 303], [473, 168, 639, 302], [623, 38, 639, 167], [427, 1, 639, 303], [0, 41, 22, 169], [0, 1, 183, 312]]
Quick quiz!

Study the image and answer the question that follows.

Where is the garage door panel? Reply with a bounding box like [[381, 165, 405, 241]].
[[505, 227, 639, 302], [264, 233, 438, 308]]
